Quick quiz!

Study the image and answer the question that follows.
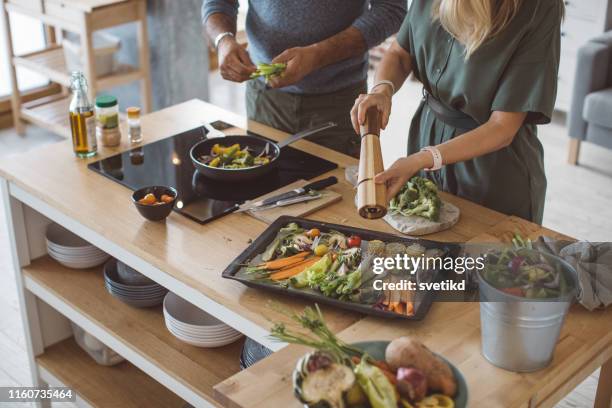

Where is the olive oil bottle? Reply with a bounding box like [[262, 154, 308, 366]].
[[69, 72, 97, 158]]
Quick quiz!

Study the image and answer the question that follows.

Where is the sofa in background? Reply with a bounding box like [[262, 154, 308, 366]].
[[567, 31, 612, 165]]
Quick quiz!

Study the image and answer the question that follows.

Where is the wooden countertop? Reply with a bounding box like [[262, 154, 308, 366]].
[[0, 99, 510, 347], [1, 99, 609, 408]]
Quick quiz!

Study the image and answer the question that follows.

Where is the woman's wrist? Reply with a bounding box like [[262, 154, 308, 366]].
[[370, 81, 394, 98], [412, 150, 434, 170]]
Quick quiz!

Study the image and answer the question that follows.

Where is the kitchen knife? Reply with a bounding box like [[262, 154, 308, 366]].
[[250, 192, 323, 212], [235, 176, 338, 213]]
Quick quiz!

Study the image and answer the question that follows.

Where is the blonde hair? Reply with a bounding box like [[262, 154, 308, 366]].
[[432, 0, 523, 58]]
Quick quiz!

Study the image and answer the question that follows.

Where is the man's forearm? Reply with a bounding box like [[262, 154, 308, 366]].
[[308, 26, 367, 71], [205, 13, 237, 46]]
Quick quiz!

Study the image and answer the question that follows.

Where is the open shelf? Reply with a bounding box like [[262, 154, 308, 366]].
[[13, 45, 141, 90], [38, 337, 185, 407], [20, 94, 72, 138], [20, 93, 127, 139], [24, 256, 244, 407]]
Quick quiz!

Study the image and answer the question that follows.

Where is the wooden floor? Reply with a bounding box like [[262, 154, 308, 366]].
[[0, 73, 609, 407]]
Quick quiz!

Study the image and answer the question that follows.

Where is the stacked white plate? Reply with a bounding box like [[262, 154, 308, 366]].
[[46, 223, 109, 269], [163, 292, 243, 347], [104, 260, 167, 308]]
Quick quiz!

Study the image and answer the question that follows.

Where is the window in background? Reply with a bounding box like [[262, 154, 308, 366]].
[[0, 13, 47, 97]]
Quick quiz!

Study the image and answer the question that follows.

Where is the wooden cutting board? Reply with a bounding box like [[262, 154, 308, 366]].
[[246, 179, 342, 224]]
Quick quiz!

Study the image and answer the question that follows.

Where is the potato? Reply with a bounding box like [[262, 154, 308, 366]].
[[385, 337, 457, 397]]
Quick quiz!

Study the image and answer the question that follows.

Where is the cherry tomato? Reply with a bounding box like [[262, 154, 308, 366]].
[[160, 194, 175, 204], [306, 228, 320, 238], [139, 193, 157, 205], [347, 235, 362, 248]]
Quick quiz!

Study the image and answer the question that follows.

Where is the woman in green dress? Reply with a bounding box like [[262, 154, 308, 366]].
[[351, 0, 564, 223]]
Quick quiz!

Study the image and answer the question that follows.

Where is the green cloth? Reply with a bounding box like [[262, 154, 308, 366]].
[[396, 0, 563, 223], [246, 79, 366, 157]]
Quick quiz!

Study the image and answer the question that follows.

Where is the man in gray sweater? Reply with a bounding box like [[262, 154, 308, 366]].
[[202, 1, 406, 157]]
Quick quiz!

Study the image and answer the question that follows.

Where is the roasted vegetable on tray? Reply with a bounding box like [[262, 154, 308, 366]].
[[389, 177, 442, 222], [227, 218, 454, 320], [270, 305, 463, 408], [240, 222, 441, 316], [198, 142, 273, 169]]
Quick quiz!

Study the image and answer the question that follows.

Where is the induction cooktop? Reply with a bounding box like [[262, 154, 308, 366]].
[[88, 123, 338, 224]]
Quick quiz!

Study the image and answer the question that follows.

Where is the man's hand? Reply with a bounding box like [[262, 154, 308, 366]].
[[267, 46, 319, 88], [218, 37, 256, 82]]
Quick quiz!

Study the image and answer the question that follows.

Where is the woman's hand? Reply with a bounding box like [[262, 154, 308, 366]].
[[375, 152, 433, 202], [350, 88, 393, 135]]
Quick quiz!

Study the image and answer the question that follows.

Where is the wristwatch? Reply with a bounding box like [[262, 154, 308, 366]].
[[214, 31, 234, 49], [421, 146, 443, 171]]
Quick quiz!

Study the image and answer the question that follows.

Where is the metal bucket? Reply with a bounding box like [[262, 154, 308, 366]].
[[478, 251, 577, 372]]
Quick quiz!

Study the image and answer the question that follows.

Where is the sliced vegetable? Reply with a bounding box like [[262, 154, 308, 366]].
[[300, 363, 355, 408], [257, 251, 309, 270], [290, 253, 333, 288], [269, 257, 320, 281], [250, 62, 287, 81], [306, 351, 334, 372], [328, 232, 348, 250], [261, 223, 302, 262], [345, 382, 369, 406], [352, 356, 396, 386], [416, 394, 454, 408], [354, 358, 398, 408], [314, 244, 329, 257]]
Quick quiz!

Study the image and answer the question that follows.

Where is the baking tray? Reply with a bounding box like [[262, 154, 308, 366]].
[[222, 216, 459, 320]]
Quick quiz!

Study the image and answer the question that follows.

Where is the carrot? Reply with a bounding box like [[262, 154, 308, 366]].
[[269, 257, 320, 281], [257, 251, 309, 270], [372, 359, 393, 373], [405, 301, 414, 316]]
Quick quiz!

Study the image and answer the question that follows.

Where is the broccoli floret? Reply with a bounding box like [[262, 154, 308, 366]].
[[389, 177, 441, 221]]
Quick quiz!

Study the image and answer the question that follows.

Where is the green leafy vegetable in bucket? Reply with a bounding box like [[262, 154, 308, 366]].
[[482, 246, 573, 299]]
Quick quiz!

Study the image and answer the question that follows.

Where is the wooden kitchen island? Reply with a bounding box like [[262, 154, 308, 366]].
[[1, 100, 611, 408]]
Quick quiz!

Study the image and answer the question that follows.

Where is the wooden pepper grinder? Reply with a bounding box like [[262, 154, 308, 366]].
[[357, 107, 387, 219]]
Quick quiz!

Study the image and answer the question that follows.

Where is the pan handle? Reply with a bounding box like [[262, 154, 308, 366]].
[[277, 122, 337, 149], [202, 122, 226, 139]]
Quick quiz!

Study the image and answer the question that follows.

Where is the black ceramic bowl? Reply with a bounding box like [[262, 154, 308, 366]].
[[132, 186, 177, 221]]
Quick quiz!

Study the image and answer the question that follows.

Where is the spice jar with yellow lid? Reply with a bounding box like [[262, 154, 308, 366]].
[[95, 95, 121, 147], [127, 106, 142, 144]]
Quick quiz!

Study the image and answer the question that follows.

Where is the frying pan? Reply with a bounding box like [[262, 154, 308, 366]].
[[189, 122, 337, 182]]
